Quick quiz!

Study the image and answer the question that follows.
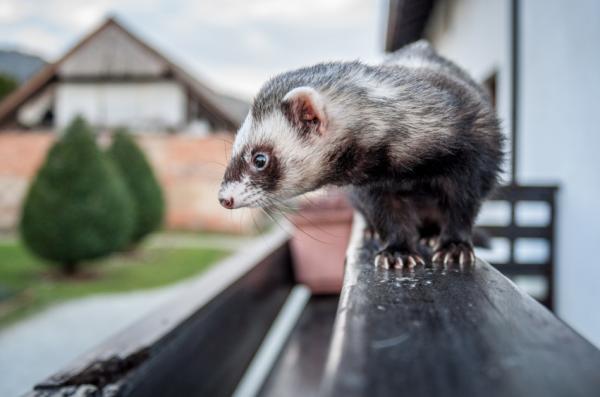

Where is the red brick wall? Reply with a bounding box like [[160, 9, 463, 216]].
[[0, 131, 259, 233]]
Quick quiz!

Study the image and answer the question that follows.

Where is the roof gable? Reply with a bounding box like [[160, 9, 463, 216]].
[[58, 23, 169, 78]]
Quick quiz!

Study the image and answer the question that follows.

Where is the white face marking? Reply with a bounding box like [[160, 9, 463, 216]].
[[232, 113, 252, 156], [219, 176, 264, 208], [260, 112, 331, 197]]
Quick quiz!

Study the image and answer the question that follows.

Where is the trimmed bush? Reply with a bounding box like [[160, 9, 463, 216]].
[[0, 73, 18, 101], [20, 117, 135, 274], [108, 129, 165, 245]]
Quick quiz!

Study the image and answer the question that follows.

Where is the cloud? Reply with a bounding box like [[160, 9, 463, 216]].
[[0, 0, 386, 98], [0, 1, 24, 23]]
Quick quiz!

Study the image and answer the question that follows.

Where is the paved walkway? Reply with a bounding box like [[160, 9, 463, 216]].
[[0, 283, 194, 397], [0, 233, 260, 397]]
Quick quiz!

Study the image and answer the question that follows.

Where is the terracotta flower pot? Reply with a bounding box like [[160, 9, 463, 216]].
[[289, 190, 353, 294]]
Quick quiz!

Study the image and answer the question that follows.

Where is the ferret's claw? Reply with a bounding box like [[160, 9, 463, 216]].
[[394, 256, 404, 269], [375, 250, 425, 270], [374, 254, 389, 268], [444, 253, 451, 265], [433, 242, 475, 266], [459, 251, 466, 266]]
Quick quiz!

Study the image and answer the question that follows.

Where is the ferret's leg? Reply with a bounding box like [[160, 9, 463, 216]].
[[416, 200, 442, 250], [351, 187, 425, 268], [348, 189, 378, 241], [433, 192, 478, 266]]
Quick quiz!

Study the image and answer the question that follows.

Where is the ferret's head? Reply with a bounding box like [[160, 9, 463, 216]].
[[219, 86, 332, 209]]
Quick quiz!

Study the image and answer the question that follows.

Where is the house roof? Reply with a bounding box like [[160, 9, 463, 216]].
[[385, 0, 435, 52], [0, 17, 248, 130]]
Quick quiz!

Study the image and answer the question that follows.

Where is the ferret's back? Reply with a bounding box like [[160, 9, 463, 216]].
[[385, 40, 491, 103]]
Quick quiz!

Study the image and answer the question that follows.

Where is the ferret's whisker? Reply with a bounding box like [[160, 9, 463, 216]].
[[214, 137, 234, 145], [270, 206, 331, 245], [267, 197, 297, 213], [198, 160, 228, 168], [262, 207, 291, 234], [250, 209, 261, 232], [267, 194, 342, 239]]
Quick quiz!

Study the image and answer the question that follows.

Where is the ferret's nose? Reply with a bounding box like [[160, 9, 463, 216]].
[[219, 196, 234, 209]]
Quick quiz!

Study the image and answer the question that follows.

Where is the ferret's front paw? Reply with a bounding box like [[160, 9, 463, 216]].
[[374, 250, 425, 269], [432, 242, 475, 266]]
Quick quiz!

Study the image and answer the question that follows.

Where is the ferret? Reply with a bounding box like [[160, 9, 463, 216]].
[[218, 40, 503, 268]]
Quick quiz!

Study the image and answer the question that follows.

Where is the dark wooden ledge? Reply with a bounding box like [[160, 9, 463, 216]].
[[25, 230, 295, 397], [21, 216, 600, 396], [320, 215, 600, 397]]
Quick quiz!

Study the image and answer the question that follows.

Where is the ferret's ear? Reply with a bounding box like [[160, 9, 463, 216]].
[[281, 86, 327, 135]]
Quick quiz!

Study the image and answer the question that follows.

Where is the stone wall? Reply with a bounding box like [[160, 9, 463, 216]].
[[0, 131, 259, 233]]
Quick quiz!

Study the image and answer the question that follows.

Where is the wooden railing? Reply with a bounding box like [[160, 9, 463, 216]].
[[22, 213, 600, 397], [478, 184, 558, 308], [320, 214, 600, 397], [24, 230, 295, 397]]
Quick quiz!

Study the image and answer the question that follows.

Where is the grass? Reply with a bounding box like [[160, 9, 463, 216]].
[[0, 239, 230, 327]]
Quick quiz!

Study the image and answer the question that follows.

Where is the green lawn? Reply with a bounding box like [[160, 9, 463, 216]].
[[0, 239, 230, 327]]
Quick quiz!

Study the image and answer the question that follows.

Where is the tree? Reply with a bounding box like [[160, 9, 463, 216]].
[[20, 117, 135, 274], [0, 73, 18, 101], [108, 129, 165, 245]]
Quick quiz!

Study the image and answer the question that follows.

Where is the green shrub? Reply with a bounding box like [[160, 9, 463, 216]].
[[108, 129, 165, 245], [0, 73, 18, 101], [20, 117, 135, 274]]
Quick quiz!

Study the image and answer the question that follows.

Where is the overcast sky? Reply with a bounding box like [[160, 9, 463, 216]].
[[0, 0, 387, 99]]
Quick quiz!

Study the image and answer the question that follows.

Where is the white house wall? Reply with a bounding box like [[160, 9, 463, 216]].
[[519, 0, 600, 347], [55, 81, 186, 130], [426, 0, 511, 177], [17, 85, 54, 127], [427, 0, 600, 347]]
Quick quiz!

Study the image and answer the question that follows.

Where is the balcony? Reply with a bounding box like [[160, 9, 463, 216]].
[[23, 208, 600, 397]]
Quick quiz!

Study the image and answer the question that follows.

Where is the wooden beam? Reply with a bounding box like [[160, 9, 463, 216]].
[[321, 214, 600, 397], [25, 230, 294, 397]]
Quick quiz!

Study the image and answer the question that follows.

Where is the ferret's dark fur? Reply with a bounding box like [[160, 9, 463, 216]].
[[219, 40, 504, 268]]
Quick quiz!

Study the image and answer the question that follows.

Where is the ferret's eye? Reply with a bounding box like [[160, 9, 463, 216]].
[[252, 153, 269, 170]]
